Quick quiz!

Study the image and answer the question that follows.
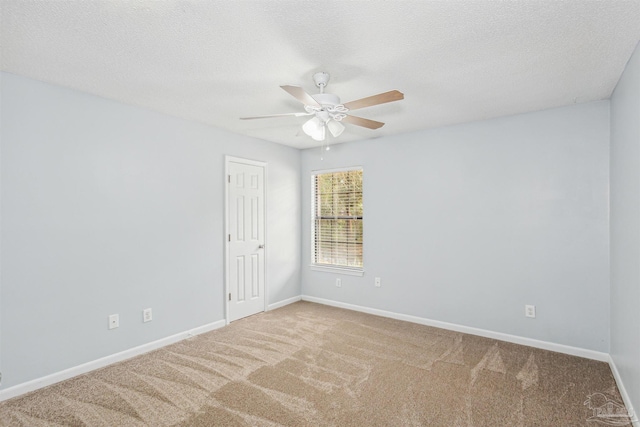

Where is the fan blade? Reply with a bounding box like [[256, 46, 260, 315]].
[[342, 115, 385, 130], [280, 85, 321, 107], [342, 90, 404, 111], [240, 112, 312, 120]]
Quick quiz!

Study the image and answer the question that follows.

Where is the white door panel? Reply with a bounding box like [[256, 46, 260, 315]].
[[227, 159, 265, 322]]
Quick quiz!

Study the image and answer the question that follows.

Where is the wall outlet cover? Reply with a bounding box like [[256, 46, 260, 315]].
[[525, 305, 536, 318], [108, 314, 119, 330], [143, 308, 152, 322]]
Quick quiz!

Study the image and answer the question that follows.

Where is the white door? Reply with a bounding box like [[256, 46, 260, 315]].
[[226, 157, 266, 322]]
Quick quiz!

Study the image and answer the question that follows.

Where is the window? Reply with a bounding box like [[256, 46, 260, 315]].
[[312, 168, 363, 272]]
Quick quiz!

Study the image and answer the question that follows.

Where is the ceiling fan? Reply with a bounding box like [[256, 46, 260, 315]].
[[240, 72, 404, 142]]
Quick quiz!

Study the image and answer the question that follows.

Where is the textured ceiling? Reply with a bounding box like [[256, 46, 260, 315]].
[[2, 1, 640, 149]]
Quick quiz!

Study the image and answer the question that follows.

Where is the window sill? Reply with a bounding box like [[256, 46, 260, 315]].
[[309, 265, 365, 277]]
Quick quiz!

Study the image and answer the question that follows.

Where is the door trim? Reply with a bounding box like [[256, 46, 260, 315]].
[[224, 156, 268, 324]]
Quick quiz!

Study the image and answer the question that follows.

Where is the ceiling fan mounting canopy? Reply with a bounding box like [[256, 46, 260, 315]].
[[240, 71, 404, 142], [313, 71, 330, 89]]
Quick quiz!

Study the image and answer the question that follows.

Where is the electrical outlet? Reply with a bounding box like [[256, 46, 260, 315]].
[[108, 314, 119, 330], [336, 278, 342, 288], [525, 305, 536, 318], [375, 277, 381, 287], [143, 308, 152, 323]]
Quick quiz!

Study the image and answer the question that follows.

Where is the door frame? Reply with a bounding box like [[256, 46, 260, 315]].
[[224, 155, 268, 324]]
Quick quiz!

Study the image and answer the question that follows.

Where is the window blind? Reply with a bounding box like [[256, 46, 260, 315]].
[[312, 169, 363, 268]]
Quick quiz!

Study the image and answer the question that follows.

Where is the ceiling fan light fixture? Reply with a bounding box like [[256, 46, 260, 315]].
[[311, 125, 326, 141], [302, 117, 322, 137], [303, 117, 326, 141], [327, 120, 345, 138]]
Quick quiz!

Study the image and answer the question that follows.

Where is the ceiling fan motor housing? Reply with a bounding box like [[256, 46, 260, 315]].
[[311, 93, 341, 107]]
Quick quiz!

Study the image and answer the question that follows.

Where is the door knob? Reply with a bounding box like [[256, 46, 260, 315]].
[[258, 244, 265, 249]]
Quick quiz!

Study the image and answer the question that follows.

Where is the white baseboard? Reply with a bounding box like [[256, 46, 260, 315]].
[[301, 295, 610, 362], [0, 319, 226, 402], [609, 355, 639, 426], [1, 296, 624, 411], [268, 295, 302, 311]]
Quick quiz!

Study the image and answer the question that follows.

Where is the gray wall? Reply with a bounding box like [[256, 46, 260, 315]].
[[610, 41, 640, 415], [301, 101, 610, 352], [0, 67, 627, 393], [0, 72, 301, 389]]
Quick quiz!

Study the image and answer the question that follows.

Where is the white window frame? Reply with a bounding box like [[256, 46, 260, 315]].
[[310, 166, 364, 276]]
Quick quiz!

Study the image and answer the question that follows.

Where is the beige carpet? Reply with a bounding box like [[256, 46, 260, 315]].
[[0, 301, 632, 426]]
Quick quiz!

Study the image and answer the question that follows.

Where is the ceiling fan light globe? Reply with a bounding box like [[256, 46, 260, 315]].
[[311, 126, 326, 141], [302, 117, 322, 137], [327, 120, 345, 138]]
